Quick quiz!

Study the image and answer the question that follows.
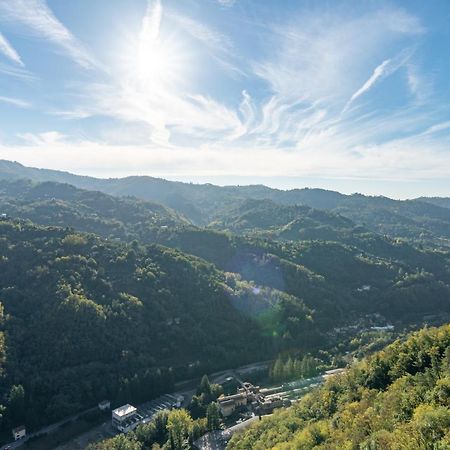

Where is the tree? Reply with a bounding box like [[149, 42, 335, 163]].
[[198, 375, 212, 396], [166, 409, 193, 450], [189, 395, 205, 419], [87, 434, 142, 450], [8, 384, 25, 425], [206, 402, 221, 430], [271, 357, 284, 383]]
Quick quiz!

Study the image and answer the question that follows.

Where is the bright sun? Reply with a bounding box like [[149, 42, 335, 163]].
[[137, 36, 183, 87], [132, 0, 187, 90]]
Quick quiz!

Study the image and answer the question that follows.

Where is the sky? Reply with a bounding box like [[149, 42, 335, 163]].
[[0, 0, 450, 198]]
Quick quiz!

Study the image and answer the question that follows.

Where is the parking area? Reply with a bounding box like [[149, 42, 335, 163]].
[[139, 394, 183, 421]]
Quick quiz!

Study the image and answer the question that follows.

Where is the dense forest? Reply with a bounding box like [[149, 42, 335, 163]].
[[227, 323, 450, 449], [0, 220, 266, 430], [1, 179, 449, 328], [2, 160, 450, 247]]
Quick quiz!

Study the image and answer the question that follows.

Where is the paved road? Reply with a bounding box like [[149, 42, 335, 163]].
[[0, 406, 98, 450], [53, 421, 115, 450], [194, 416, 260, 450], [0, 359, 272, 450]]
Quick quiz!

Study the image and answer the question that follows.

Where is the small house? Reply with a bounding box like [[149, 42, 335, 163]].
[[12, 425, 26, 441]]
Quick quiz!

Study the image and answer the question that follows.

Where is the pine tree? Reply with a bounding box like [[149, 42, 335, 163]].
[[206, 402, 221, 430]]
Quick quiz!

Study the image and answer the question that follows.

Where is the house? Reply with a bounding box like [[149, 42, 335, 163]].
[[218, 393, 247, 417], [324, 368, 347, 378], [12, 425, 26, 441], [98, 400, 111, 411], [370, 325, 394, 331], [112, 404, 140, 433], [256, 396, 284, 415]]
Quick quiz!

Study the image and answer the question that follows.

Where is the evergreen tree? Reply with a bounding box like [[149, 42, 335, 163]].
[[198, 375, 212, 396], [206, 402, 220, 430]]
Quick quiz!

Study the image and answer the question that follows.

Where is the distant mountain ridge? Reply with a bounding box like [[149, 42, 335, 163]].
[[1, 160, 450, 246]]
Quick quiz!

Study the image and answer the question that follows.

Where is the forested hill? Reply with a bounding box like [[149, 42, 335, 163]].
[[1, 160, 450, 246], [2, 179, 450, 328], [0, 178, 188, 237], [1, 167, 450, 441], [209, 198, 357, 239], [0, 220, 266, 430], [227, 323, 450, 449]]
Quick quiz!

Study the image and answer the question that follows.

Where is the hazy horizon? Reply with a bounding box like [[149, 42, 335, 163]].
[[3, 158, 449, 200]]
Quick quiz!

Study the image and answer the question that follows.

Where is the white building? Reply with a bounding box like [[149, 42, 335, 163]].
[[112, 404, 140, 433], [12, 425, 26, 441]]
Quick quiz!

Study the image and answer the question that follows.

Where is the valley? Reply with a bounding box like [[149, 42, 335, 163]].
[[0, 162, 449, 448]]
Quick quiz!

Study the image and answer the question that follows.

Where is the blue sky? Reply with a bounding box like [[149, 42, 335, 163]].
[[0, 0, 450, 198]]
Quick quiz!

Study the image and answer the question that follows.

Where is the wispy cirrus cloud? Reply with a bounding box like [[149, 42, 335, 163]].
[[220, 5, 427, 151], [0, 95, 31, 108], [0, 62, 36, 81], [167, 9, 245, 78], [52, 3, 438, 172], [343, 59, 393, 112], [0, 0, 96, 68], [0, 31, 23, 66], [217, 0, 236, 7], [67, 0, 242, 146], [2, 0, 448, 196], [343, 49, 415, 112]]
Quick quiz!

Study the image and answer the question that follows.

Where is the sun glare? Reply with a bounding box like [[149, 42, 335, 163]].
[[136, 35, 184, 87], [126, 0, 188, 90], [114, 0, 190, 98]]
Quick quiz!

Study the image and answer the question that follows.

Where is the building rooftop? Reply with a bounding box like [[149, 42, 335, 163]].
[[12, 425, 26, 433], [219, 393, 246, 402], [219, 399, 235, 407], [113, 404, 137, 417]]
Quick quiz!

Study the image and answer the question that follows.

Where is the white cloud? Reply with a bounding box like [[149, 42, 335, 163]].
[[3, 2, 443, 194], [18, 131, 66, 145], [343, 49, 415, 112], [217, 0, 236, 6], [0, 95, 31, 108], [167, 9, 245, 78], [0, 62, 35, 80], [0, 31, 23, 66], [343, 59, 392, 112], [56, 3, 428, 154], [67, 0, 242, 146], [0, 0, 95, 68], [2, 125, 450, 184]]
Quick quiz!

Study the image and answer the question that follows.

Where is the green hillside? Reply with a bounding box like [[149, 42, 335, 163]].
[[0, 178, 188, 236], [2, 160, 450, 247], [227, 323, 450, 449], [0, 220, 266, 430], [2, 180, 450, 330]]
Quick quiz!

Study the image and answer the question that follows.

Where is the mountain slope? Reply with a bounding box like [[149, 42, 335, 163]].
[[0, 178, 189, 238], [0, 220, 267, 431], [1, 179, 449, 328], [228, 323, 450, 449], [2, 160, 450, 246]]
